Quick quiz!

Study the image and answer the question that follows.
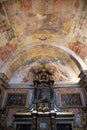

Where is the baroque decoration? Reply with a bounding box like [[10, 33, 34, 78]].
[[0, 0, 87, 130]]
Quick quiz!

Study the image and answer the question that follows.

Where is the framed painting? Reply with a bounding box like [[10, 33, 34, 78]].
[[59, 93, 84, 107], [6, 92, 28, 107], [37, 87, 50, 103]]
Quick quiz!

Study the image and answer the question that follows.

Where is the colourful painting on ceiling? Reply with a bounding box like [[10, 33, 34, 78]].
[[0, 0, 87, 73], [9, 61, 79, 84], [4, 0, 83, 43], [69, 40, 87, 65], [0, 2, 18, 67], [0, 2, 15, 44], [0, 42, 17, 61]]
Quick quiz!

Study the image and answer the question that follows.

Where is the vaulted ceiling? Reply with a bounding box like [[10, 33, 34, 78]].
[[0, 0, 87, 83]]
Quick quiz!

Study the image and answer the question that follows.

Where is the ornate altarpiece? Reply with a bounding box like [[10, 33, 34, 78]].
[[14, 66, 74, 130]]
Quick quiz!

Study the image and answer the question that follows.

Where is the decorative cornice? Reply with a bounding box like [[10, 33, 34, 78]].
[[8, 82, 80, 89]]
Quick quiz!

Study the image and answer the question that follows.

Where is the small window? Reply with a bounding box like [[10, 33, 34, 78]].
[[40, 122, 47, 129]]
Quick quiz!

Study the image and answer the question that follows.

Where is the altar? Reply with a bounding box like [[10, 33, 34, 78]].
[[14, 66, 74, 130], [14, 111, 74, 130]]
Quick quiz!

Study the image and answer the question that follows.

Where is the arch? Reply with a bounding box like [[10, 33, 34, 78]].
[[0, 42, 87, 78]]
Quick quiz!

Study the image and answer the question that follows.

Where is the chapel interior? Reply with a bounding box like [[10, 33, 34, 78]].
[[0, 0, 87, 130]]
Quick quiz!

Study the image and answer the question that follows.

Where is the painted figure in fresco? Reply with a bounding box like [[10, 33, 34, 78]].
[[22, 0, 31, 11]]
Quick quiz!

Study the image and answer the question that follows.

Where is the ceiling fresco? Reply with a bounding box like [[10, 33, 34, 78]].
[[9, 63, 79, 83], [0, 0, 87, 83]]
